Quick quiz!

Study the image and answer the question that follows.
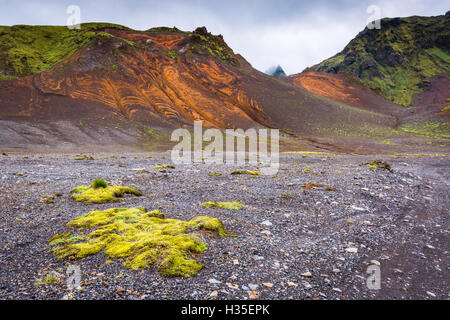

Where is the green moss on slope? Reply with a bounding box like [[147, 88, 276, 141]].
[[312, 13, 450, 106], [0, 23, 131, 78]]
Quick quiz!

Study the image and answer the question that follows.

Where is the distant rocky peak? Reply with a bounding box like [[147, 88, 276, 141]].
[[266, 65, 287, 77]]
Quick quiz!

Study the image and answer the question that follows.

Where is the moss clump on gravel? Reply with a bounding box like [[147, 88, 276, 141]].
[[91, 178, 108, 189], [231, 170, 261, 176], [0, 24, 131, 78], [201, 201, 244, 210], [35, 271, 63, 285], [49, 207, 234, 277], [70, 181, 141, 204], [153, 164, 175, 169], [363, 160, 394, 173]]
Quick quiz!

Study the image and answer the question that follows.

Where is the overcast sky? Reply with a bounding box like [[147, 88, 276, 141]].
[[0, 0, 448, 74]]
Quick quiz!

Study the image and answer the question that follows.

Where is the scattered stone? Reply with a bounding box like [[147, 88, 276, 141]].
[[301, 272, 312, 277], [208, 278, 222, 284], [261, 220, 273, 227]]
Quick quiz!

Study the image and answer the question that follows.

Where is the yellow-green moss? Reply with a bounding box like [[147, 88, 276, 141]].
[[70, 184, 142, 204], [50, 208, 234, 277], [231, 170, 261, 176], [35, 271, 63, 286], [153, 164, 175, 169], [200, 201, 243, 210]]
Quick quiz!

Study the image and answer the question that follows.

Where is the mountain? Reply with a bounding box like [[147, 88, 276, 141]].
[[0, 21, 447, 153], [266, 65, 287, 77], [0, 24, 273, 129], [311, 11, 450, 107]]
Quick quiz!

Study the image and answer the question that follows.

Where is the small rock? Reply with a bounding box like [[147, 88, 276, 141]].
[[252, 255, 265, 261], [247, 290, 259, 299], [210, 291, 218, 298], [262, 282, 273, 288], [261, 220, 273, 227], [226, 283, 239, 290], [208, 278, 222, 284], [301, 272, 312, 277], [248, 284, 258, 290], [345, 247, 358, 253], [302, 281, 312, 289]]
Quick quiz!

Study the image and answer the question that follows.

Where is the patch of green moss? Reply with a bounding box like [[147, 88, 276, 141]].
[[91, 178, 108, 189], [188, 27, 239, 66], [200, 201, 243, 210], [0, 23, 133, 78], [363, 160, 394, 173], [50, 207, 234, 277], [70, 182, 141, 204], [166, 50, 178, 60], [35, 271, 62, 285], [71, 185, 89, 193], [231, 170, 261, 176], [399, 121, 450, 140], [153, 164, 175, 169]]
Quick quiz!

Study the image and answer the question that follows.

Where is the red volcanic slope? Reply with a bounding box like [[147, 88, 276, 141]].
[[288, 71, 401, 115], [0, 25, 407, 148], [0, 28, 273, 129]]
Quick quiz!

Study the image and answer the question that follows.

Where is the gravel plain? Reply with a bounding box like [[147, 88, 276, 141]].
[[0, 152, 448, 300]]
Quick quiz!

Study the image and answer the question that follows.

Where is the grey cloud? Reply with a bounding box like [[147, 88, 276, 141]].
[[0, 0, 448, 74]]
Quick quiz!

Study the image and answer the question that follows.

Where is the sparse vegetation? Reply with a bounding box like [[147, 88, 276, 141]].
[[153, 164, 175, 169], [231, 170, 261, 176], [201, 201, 244, 210], [363, 160, 394, 173]]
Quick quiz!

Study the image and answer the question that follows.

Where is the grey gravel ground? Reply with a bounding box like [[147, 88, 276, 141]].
[[0, 152, 448, 300]]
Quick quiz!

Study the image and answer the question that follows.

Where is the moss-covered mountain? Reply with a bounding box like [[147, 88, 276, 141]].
[[312, 11, 450, 107]]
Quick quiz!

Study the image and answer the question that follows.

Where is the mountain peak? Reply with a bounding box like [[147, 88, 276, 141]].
[[266, 65, 287, 77]]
